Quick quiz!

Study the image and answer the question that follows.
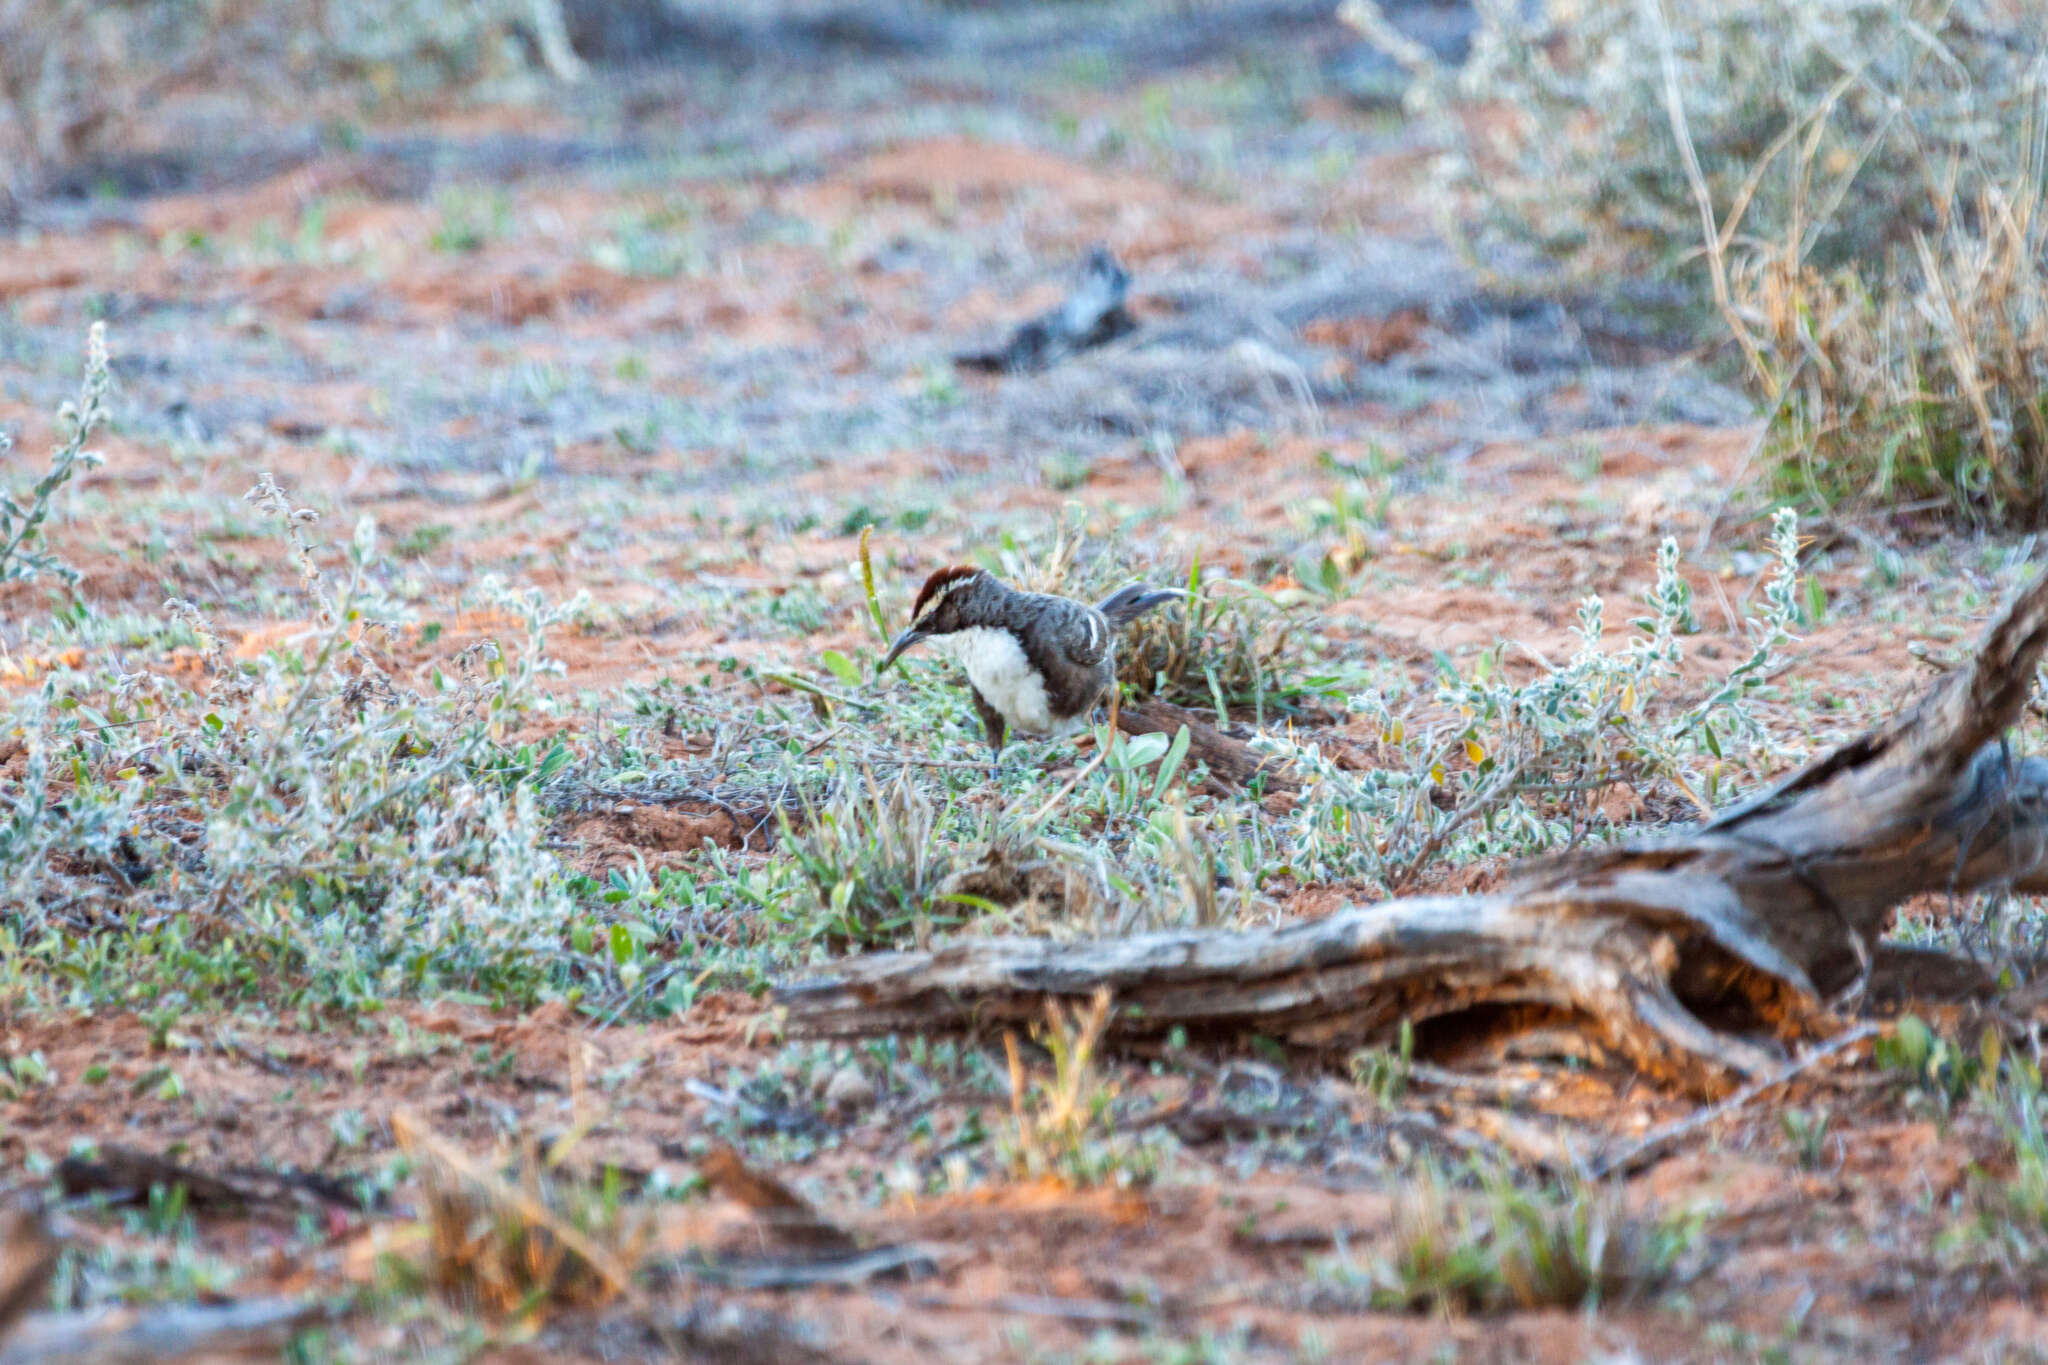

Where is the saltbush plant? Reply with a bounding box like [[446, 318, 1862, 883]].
[[0, 321, 108, 587], [1276, 511, 1801, 891], [2, 453, 598, 1011], [1346, 0, 2048, 526]]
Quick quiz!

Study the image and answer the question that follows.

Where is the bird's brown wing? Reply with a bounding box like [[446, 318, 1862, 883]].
[[1031, 593, 1113, 668], [1007, 593, 1115, 720]]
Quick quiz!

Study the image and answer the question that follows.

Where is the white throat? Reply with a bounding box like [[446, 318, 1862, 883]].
[[934, 627, 1057, 735]]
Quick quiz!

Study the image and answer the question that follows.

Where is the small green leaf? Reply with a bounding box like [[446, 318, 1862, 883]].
[[1153, 725, 1193, 801], [932, 892, 1003, 915], [1802, 576, 1828, 627], [1893, 1014, 1934, 1071], [821, 649, 861, 686], [536, 741, 573, 782], [1118, 732, 1171, 767]]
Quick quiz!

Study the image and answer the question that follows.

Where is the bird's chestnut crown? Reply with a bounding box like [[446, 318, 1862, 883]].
[[909, 565, 985, 628]]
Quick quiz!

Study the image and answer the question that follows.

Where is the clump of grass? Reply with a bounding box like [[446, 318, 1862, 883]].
[[1780, 1108, 1835, 1170], [1485, 1169, 1698, 1312], [1299, 445, 1398, 592], [1937, 1052, 2048, 1276], [386, 1111, 655, 1325], [1348, 0, 2042, 291], [1752, 171, 2048, 527], [430, 185, 515, 255], [1873, 1013, 1996, 1117], [1116, 558, 1308, 720], [1350, 1019, 1414, 1106], [1668, 15, 2048, 528], [1002, 988, 1160, 1187], [777, 771, 969, 950], [1318, 1164, 1699, 1313], [0, 322, 108, 588]]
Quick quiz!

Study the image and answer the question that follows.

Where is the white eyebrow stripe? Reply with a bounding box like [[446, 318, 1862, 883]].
[[1086, 613, 1101, 651]]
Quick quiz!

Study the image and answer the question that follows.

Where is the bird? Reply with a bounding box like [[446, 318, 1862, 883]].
[[878, 565, 1186, 766]]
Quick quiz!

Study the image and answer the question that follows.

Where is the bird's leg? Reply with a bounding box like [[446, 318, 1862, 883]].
[[969, 684, 1008, 780]]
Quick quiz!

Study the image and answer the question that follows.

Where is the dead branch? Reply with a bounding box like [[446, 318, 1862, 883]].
[[775, 569, 2048, 1094], [679, 1242, 941, 1290], [1587, 1023, 1879, 1177], [0, 1299, 317, 1365], [56, 1145, 367, 1218], [1115, 698, 1297, 793]]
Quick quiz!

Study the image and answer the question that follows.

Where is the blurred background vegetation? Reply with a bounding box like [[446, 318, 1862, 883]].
[[6, 0, 2042, 529]]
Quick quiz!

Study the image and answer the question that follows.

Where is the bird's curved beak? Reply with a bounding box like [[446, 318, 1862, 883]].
[[878, 628, 928, 675]]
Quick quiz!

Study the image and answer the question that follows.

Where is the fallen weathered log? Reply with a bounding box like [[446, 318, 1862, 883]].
[[775, 568, 2048, 1093]]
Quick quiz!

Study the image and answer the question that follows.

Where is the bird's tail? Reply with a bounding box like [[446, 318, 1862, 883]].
[[1095, 583, 1188, 628]]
